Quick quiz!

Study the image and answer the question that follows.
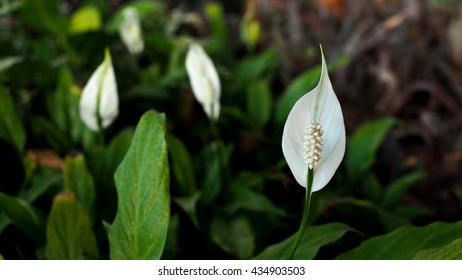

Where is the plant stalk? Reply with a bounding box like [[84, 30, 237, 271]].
[[287, 168, 313, 259]]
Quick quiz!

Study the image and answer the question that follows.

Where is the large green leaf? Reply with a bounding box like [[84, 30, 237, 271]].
[[211, 215, 255, 259], [346, 117, 396, 181], [108, 111, 170, 260], [63, 155, 96, 220], [337, 221, 462, 259], [412, 238, 462, 260], [0, 88, 25, 153], [254, 223, 353, 260], [45, 192, 99, 260], [0, 192, 46, 245]]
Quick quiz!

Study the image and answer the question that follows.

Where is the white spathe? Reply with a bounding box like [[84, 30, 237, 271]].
[[119, 7, 144, 55], [282, 46, 346, 192], [79, 49, 119, 131], [185, 42, 221, 120]]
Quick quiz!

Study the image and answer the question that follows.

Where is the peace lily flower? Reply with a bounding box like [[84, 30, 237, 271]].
[[282, 46, 346, 192], [185, 42, 221, 121], [119, 7, 144, 55], [79, 49, 119, 131], [281, 46, 345, 259]]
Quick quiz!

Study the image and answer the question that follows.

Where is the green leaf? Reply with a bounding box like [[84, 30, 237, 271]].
[[412, 238, 462, 260], [235, 49, 278, 87], [69, 6, 101, 35], [47, 66, 73, 133], [21, 0, 68, 38], [0, 192, 46, 245], [31, 117, 70, 152], [0, 254, 3, 260], [255, 223, 353, 260], [392, 205, 432, 220], [20, 167, 62, 203], [0, 56, 23, 73], [346, 117, 396, 181], [63, 155, 96, 220], [166, 134, 196, 196], [0, 88, 25, 152], [45, 192, 99, 260], [0, 0, 22, 15], [382, 170, 426, 208], [223, 186, 286, 216], [199, 142, 233, 206], [0, 215, 10, 234], [211, 215, 255, 259], [361, 173, 382, 203], [174, 192, 200, 229], [108, 110, 170, 260], [337, 221, 462, 259], [246, 80, 272, 130], [332, 198, 409, 232]]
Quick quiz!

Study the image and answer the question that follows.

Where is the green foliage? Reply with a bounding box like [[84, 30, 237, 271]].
[[69, 6, 102, 35], [211, 216, 255, 259], [0, 56, 23, 73], [338, 221, 462, 260], [205, 3, 228, 45], [45, 192, 99, 260], [0, 88, 25, 152], [235, 49, 279, 89], [246, 80, 272, 131], [255, 223, 353, 260], [412, 239, 462, 260], [0, 0, 451, 260], [166, 134, 197, 196], [109, 111, 170, 260], [63, 155, 96, 220], [0, 192, 46, 245], [346, 117, 396, 182], [382, 170, 426, 208], [20, 0, 69, 38]]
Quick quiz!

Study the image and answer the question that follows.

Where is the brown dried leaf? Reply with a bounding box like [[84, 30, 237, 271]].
[[26, 149, 64, 170]]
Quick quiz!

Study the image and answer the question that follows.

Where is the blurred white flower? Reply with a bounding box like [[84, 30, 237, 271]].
[[185, 42, 221, 121], [282, 46, 346, 192], [119, 7, 144, 55], [79, 49, 119, 131]]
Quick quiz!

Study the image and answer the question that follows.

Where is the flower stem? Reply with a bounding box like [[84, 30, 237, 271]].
[[287, 168, 313, 260]]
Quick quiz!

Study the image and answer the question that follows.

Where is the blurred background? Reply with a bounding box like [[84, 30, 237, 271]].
[[1, 0, 462, 259]]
